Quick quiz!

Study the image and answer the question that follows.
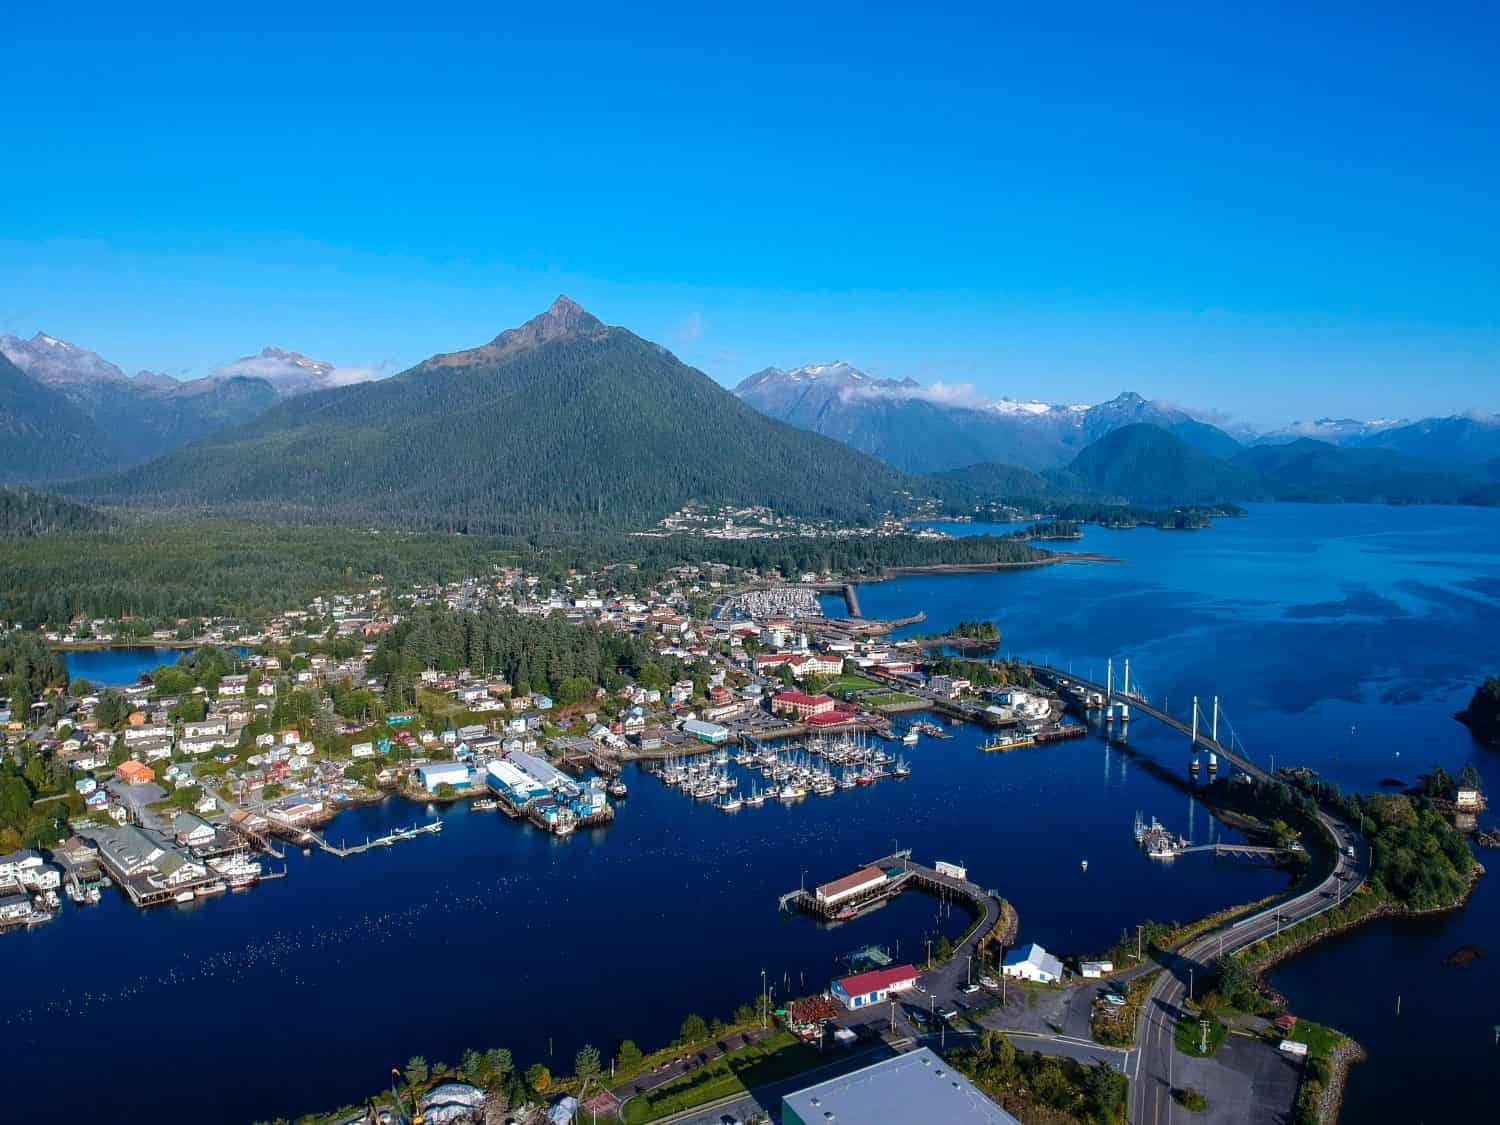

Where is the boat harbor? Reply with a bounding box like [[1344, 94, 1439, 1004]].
[[647, 732, 912, 810]]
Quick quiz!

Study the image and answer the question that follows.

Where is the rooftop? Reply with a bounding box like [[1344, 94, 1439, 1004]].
[[782, 1046, 1019, 1125]]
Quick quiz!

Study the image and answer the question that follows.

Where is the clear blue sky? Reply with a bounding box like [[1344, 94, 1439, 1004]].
[[4, 2, 1496, 426]]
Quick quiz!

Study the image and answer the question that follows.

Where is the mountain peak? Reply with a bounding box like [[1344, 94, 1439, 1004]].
[[493, 295, 603, 349], [0, 331, 127, 384]]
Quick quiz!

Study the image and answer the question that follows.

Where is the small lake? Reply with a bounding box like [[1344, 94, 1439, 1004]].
[[62, 645, 250, 687]]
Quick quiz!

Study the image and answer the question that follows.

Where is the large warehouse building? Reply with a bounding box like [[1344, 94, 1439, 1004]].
[[782, 1047, 1020, 1125]]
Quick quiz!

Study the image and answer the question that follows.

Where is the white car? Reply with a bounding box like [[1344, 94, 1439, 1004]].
[[962, 983, 981, 994], [979, 976, 999, 989]]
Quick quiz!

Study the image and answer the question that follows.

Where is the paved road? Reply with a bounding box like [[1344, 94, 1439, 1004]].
[[1032, 667, 1369, 1124]]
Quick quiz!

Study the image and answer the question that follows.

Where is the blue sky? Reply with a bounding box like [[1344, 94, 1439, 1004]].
[[3, 2, 1496, 426]]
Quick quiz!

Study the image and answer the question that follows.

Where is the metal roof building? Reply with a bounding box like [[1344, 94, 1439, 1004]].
[[782, 1047, 1019, 1125], [506, 750, 581, 798]]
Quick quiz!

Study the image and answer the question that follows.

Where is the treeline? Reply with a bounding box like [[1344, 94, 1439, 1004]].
[[368, 606, 689, 709], [0, 516, 1048, 626], [1, 631, 69, 713], [0, 487, 112, 536], [1209, 774, 1478, 911], [947, 1030, 1126, 1124]]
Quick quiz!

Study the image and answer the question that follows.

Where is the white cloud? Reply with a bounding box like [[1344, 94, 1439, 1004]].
[[676, 312, 706, 343]]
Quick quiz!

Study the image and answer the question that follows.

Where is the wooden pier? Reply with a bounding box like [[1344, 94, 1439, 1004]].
[[313, 819, 443, 857], [780, 851, 1001, 934]]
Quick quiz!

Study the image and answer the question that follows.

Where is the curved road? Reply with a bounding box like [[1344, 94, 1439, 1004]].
[[1031, 669, 1367, 1124]]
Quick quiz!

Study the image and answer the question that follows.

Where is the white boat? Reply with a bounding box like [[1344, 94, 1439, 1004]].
[[902, 730, 919, 745], [173, 890, 195, 904], [719, 795, 743, 812], [472, 798, 499, 811], [1080, 859, 1088, 871], [194, 881, 227, 897], [745, 787, 766, 807], [892, 758, 911, 778]]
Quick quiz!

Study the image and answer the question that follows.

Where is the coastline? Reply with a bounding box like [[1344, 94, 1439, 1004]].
[[879, 552, 1119, 578]]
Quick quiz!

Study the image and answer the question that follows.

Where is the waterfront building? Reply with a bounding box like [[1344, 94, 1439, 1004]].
[[1002, 942, 1063, 984], [681, 718, 729, 743], [782, 1047, 1018, 1125], [815, 865, 888, 907], [771, 692, 835, 720], [506, 750, 582, 797], [830, 964, 918, 1010], [414, 762, 472, 792]]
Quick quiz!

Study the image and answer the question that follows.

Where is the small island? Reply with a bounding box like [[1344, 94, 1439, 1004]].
[[916, 619, 1002, 650], [1456, 676, 1500, 747]]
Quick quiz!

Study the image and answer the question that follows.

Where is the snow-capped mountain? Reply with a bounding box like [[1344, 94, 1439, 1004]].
[[1255, 417, 1409, 445], [0, 332, 137, 385], [734, 365, 1240, 472]]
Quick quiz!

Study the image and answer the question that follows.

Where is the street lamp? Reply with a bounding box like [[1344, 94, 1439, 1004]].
[[761, 969, 767, 1028]]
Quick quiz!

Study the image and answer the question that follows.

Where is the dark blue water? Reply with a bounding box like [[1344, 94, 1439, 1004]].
[[861, 504, 1497, 1121], [12, 504, 1497, 1122], [62, 645, 251, 686]]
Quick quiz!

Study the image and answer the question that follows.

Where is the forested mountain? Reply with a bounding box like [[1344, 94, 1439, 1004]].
[[1348, 415, 1500, 469], [1063, 424, 1263, 504], [0, 353, 116, 482], [734, 363, 1242, 472], [0, 488, 112, 537], [926, 461, 1061, 501], [0, 332, 281, 479], [1232, 440, 1500, 505], [73, 297, 915, 532]]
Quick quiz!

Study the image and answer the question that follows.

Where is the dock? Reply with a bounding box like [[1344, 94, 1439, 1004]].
[[780, 851, 1000, 932], [308, 819, 444, 857]]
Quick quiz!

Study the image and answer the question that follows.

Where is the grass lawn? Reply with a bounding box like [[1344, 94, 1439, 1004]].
[[1175, 1014, 1228, 1058], [620, 1031, 821, 1124], [1289, 1019, 1342, 1061], [824, 674, 880, 694], [866, 692, 921, 707]]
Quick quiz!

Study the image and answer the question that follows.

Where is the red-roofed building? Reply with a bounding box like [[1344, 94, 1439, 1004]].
[[831, 964, 920, 1010], [784, 653, 844, 679], [816, 865, 888, 905], [772, 692, 835, 720]]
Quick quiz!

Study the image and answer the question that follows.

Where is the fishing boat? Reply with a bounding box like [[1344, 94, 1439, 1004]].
[[892, 757, 911, 778], [173, 890, 195, 904], [472, 798, 499, 811], [902, 729, 919, 746], [1080, 859, 1088, 871], [194, 881, 227, 898], [745, 787, 766, 807], [719, 794, 743, 812], [607, 778, 628, 799], [980, 731, 1034, 752], [838, 770, 858, 790], [780, 782, 806, 800]]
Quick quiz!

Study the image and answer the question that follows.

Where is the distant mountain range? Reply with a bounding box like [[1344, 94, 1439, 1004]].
[[0, 332, 384, 481], [70, 297, 913, 532], [734, 362, 1242, 472]]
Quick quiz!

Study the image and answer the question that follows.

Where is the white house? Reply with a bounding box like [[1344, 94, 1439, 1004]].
[[1002, 942, 1064, 984]]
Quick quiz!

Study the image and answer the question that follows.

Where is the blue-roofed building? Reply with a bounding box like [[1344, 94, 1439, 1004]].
[[782, 1047, 1018, 1125], [682, 718, 729, 743], [486, 760, 549, 805]]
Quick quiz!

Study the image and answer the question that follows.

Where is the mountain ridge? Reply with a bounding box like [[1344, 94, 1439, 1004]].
[[69, 298, 917, 533]]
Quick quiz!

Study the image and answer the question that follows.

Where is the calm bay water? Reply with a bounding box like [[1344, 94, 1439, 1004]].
[[14, 504, 1498, 1122]]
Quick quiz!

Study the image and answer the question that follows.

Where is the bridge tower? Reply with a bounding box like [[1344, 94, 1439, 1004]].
[[1118, 659, 1131, 722], [1209, 696, 1220, 772], [1189, 695, 1201, 773]]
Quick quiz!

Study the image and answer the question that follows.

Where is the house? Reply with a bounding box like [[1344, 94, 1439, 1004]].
[[0, 894, 31, 923], [830, 964, 919, 1010], [1002, 942, 1063, 984], [1079, 961, 1113, 979], [116, 760, 155, 786], [350, 741, 376, 759], [172, 813, 217, 849], [1455, 787, 1482, 810]]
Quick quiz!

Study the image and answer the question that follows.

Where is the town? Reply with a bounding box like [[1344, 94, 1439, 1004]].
[[0, 558, 1074, 928]]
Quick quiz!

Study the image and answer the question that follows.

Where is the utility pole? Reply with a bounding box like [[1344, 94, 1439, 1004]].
[[762, 969, 767, 1028], [967, 953, 973, 986], [1137, 924, 1143, 962]]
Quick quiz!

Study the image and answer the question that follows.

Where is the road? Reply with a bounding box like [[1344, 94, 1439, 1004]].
[[1029, 667, 1370, 1122]]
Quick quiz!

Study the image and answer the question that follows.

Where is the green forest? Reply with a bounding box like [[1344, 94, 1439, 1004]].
[[0, 517, 1048, 626]]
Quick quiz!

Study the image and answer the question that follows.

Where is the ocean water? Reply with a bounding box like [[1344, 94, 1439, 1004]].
[[14, 503, 1496, 1122]]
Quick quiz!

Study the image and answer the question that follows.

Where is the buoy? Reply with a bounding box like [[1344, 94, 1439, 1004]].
[[1080, 859, 1088, 871]]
